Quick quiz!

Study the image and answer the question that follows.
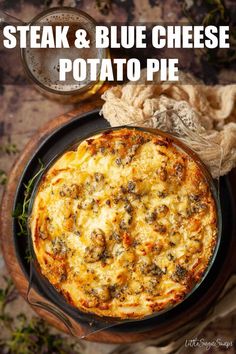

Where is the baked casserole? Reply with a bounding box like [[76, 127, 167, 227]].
[[30, 128, 218, 319]]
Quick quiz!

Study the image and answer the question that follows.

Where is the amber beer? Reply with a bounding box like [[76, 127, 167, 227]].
[[21, 7, 108, 102]]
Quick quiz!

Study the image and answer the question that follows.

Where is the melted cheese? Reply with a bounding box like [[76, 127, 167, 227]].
[[30, 128, 217, 319]]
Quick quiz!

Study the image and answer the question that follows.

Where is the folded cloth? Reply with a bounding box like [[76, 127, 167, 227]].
[[101, 70, 236, 178], [110, 275, 236, 354]]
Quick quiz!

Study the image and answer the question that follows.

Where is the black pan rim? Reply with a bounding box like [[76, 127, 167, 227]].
[[12, 109, 234, 334]]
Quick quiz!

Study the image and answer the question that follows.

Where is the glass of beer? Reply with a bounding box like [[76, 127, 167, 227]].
[[21, 7, 109, 102]]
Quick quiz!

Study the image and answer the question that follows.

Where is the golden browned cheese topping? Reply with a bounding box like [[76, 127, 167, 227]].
[[30, 128, 217, 319]]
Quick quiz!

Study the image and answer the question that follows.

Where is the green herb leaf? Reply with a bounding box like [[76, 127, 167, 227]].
[[12, 159, 45, 262], [0, 170, 7, 185], [12, 203, 23, 218], [96, 0, 112, 15], [0, 143, 19, 155]]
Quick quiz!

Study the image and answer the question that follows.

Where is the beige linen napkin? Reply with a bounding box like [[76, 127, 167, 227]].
[[101, 70, 236, 178]]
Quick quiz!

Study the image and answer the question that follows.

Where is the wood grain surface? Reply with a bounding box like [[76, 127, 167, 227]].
[[0, 101, 236, 343]]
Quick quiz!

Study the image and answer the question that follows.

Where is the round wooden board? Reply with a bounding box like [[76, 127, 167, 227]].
[[1, 100, 236, 344]]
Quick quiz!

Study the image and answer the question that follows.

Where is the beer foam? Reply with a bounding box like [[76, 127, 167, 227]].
[[23, 9, 103, 92]]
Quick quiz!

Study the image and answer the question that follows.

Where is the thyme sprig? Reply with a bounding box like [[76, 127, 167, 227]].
[[95, 0, 112, 15], [0, 277, 18, 331], [0, 143, 19, 187], [0, 143, 19, 156], [0, 170, 7, 186], [12, 159, 45, 237], [181, 0, 236, 66], [182, 0, 229, 25], [0, 277, 83, 354]]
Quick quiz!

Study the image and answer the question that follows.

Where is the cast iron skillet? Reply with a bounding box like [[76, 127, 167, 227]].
[[12, 110, 234, 335]]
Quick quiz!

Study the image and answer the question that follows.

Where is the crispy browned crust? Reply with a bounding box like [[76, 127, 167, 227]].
[[30, 128, 217, 319]]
